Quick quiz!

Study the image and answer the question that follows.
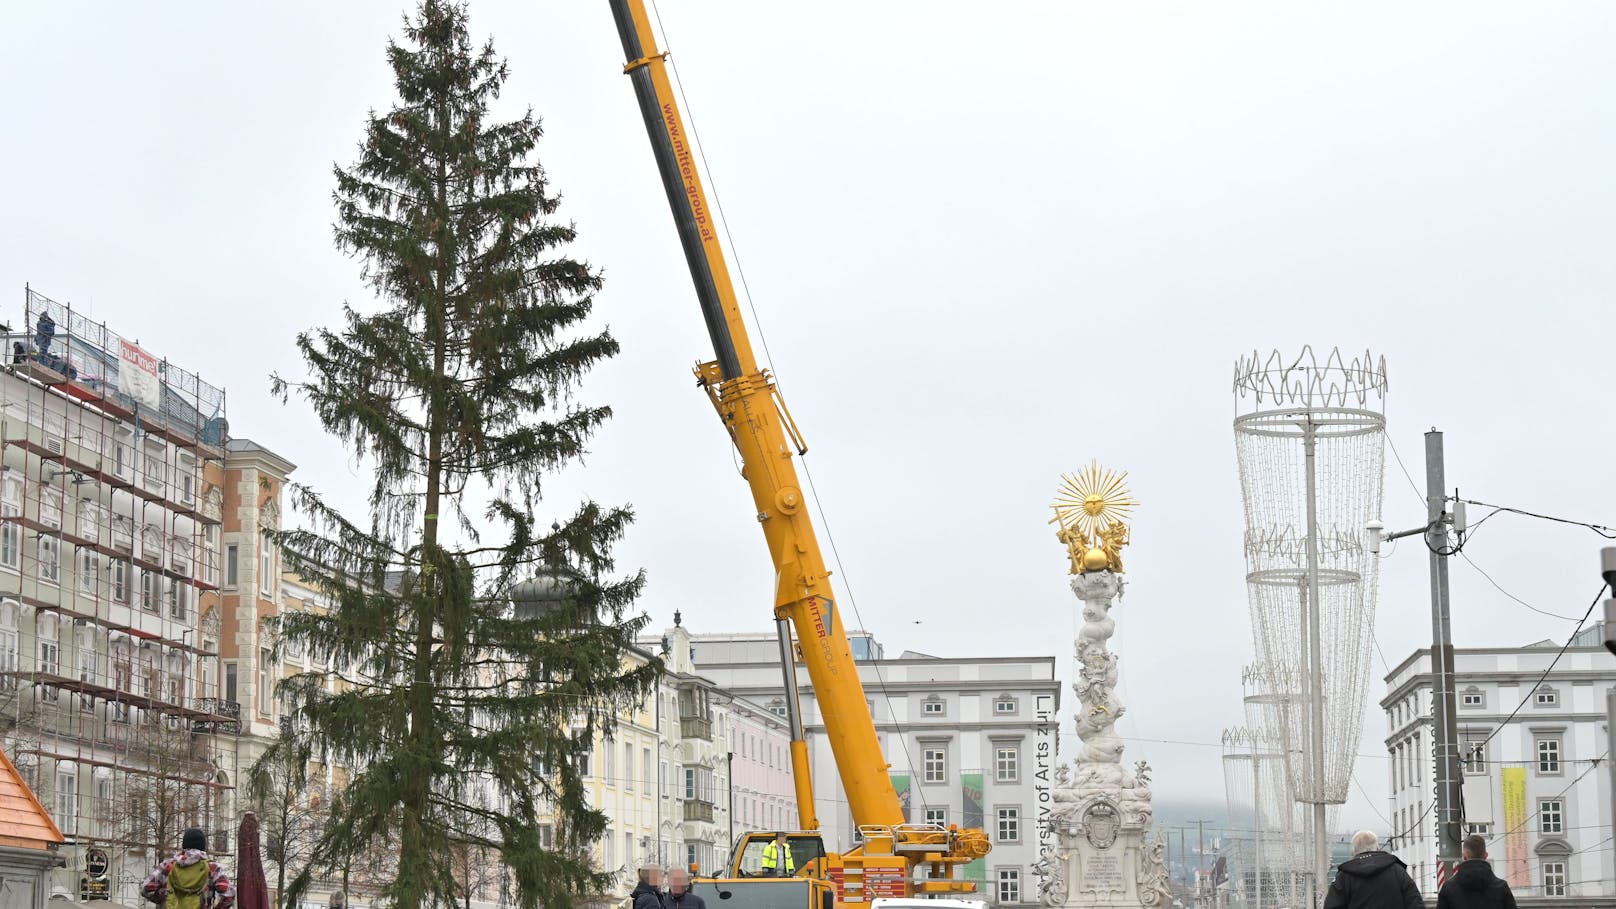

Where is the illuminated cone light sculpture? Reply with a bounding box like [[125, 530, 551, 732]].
[[1232, 348, 1386, 904]]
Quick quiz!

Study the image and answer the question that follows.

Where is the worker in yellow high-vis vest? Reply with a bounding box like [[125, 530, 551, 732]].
[[761, 833, 795, 877]]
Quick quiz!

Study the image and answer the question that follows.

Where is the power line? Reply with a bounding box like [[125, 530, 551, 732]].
[[1452, 498, 1616, 540], [1487, 751, 1609, 848], [1458, 552, 1582, 622], [1383, 431, 1425, 506], [1474, 582, 1608, 753]]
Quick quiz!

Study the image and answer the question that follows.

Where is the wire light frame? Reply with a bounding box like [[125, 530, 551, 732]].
[[1233, 347, 1385, 896]]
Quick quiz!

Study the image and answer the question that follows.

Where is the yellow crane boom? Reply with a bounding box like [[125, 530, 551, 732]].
[[604, 0, 989, 900]]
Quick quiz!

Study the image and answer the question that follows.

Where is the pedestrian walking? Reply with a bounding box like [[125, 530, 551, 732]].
[[1323, 830, 1422, 909], [631, 865, 668, 909], [668, 868, 705, 909], [1437, 835, 1517, 909], [140, 828, 236, 909]]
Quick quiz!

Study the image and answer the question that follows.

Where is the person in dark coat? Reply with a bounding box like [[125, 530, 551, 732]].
[[1438, 835, 1517, 909], [668, 868, 705, 909], [630, 866, 666, 909], [1323, 830, 1423, 909]]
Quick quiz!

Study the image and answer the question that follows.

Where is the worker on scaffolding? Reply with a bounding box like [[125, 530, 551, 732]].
[[142, 828, 236, 909]]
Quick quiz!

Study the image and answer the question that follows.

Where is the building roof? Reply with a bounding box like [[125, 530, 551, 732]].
[[0, 744, 64, 850], [223, 437, 297, 475]]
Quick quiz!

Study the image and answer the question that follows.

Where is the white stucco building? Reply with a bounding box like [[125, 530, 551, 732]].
[[665, 630, 1060, 907], [1383, 624, 1615, 902]]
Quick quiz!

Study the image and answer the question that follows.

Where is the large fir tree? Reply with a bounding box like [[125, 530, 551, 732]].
[[264, 4, 659, 909]]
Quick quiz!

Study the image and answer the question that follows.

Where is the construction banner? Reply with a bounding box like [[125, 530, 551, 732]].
[[118, 340, 161, 409], [962, 771, 985, 886], [1500, 767, 1528, 887], [891, 773, 911, 823]]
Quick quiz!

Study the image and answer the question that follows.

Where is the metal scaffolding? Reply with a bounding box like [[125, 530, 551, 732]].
[[0, 286, 235, 902], [1232, 347, 1386, 904]]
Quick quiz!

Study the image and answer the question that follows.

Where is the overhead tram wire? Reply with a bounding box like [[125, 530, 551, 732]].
[[645, 0, 920, 780], [1459, 553, 1583, 622], [1473, 583, 1608, 755]]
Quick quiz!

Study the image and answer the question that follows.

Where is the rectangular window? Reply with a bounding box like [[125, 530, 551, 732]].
[[39, 489, 62, 528], [1536, 737, 1562, 775], [922, 699, 945, 716], [112, 560, 129, 604], [994, 698, 1018, 715], [624, 832, 635, 869], [997, 807, 1021, 843], [605, 828, 615, 869], [997, 869, 1020, 904], [1464, 823, 1492, 837], [605, 740, 616, 782], [624, 744, 634, 791], [40, 639, 59, 675], [260, 541, 274, 594], [643, 748, 651, 791], [55, 770, 77, 835], [78, 547, 98, 595], [258, 647, 273, 715], [145, 448, 166, 490], [0, 501, 19, 570], [0, 628, 18, 691], [225, 544, 239, 588], [224, 662, 238, 704], [39, 536, 60, 584], [923, 747, 947, 784], [1461, 733, 1488, 775], [576, 734, 592, 777], [1539, 799, 1563, 834], [139, 571, 159, 612], [1542, 861, 1567, 897], [77, 501, 100, 541], [996, 745, 1020, 783], [168, 581, 189, 621], [538, 824, 554, 850], [1461, 689, 1484, 707], [924, 808, 947, 826], [1535, 688, 1558, 707], [78, 645, 96, 707], [685, 766, 697, 800]]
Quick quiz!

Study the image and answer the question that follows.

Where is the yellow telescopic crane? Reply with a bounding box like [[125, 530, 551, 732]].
[[605, 1, 989, 904]]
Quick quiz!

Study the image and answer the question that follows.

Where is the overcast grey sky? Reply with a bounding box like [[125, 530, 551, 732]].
[[4, 2, 1614, 835]]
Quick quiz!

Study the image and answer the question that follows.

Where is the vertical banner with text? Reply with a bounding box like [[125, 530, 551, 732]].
[[118, 340, 161, 410], [1501, 767, 1528, 887]]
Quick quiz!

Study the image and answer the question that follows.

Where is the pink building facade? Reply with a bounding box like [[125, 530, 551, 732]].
[[729, 694, 799, 833]]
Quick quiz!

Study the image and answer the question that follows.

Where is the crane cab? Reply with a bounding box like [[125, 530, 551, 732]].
[[727, 831, 829, 878]]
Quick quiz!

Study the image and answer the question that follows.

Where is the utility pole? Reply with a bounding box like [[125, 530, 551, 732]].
[[1424, 431, 1463, 885], [1370, 430, 1465, 887], [1600, 549, 1616, 876], [1193, 819, 1214, 905]]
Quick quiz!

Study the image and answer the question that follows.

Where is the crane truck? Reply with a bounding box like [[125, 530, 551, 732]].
[[604, 2, 993, 907]]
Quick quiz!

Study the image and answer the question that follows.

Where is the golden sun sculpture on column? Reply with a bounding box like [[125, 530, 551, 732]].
[[1050, 461, 1137, 575]]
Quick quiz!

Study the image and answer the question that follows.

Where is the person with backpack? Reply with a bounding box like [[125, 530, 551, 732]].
[[141, 828, 236, 909]]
